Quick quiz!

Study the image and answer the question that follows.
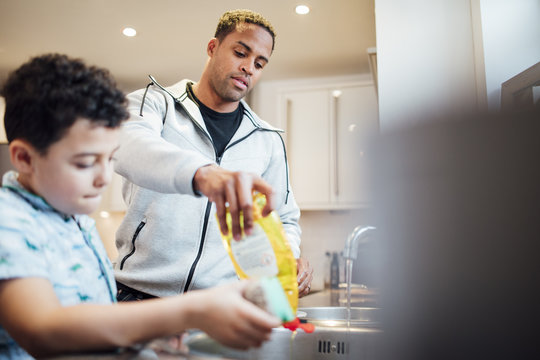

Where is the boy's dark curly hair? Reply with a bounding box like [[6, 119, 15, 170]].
[[2, 53, 129, 154], [215, 9, 276, 51]]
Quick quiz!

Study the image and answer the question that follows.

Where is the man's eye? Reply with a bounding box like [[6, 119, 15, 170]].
[[235, 50, 246, 57], [255, 62, 264, 69]]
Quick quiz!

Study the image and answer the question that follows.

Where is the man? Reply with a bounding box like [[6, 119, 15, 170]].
[[113, 9, 313, 301]]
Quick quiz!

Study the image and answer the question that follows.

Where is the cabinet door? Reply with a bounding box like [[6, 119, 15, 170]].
[[284, 89, 331, 208], [334, 85, 379, 206]]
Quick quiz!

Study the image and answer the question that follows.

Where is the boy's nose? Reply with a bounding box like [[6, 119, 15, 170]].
[[94, 162, 113, 188]]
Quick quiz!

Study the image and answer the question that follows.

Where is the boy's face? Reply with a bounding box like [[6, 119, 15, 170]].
[[19, 118, 120, 215]]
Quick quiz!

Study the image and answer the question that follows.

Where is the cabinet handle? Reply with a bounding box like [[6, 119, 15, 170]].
[[333, 93, 339, 197]]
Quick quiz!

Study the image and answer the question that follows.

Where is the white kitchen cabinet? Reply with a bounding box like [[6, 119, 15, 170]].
[[279, 82, 378, 210]]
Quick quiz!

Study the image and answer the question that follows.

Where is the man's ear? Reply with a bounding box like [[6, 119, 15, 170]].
[[207, 38, 218, 56], [9, 139, 37, 174]]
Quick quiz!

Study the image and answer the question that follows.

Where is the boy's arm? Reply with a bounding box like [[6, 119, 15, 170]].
[[0, 277, 279, 357]]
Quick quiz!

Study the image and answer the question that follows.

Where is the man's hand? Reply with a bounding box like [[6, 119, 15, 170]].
[[297, 257, 314, 298], [193, 164, 275, 240]]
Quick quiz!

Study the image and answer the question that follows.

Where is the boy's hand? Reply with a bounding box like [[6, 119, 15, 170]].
[[193, 164, 275, 240], [190, 281, 280, 349]]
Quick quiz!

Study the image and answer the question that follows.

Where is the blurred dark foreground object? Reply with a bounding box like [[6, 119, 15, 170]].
[[373, 110, 540, 359]]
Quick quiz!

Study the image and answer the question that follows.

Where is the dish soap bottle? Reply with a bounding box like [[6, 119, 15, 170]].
[[219, 193, 299, 316]]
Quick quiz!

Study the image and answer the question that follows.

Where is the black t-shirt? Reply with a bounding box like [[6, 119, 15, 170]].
[[187, 83, 243, 157]]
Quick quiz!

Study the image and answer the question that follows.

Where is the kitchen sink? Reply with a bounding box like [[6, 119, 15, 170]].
[[183, 307, 381, 360], [297, 306, 379, 326]]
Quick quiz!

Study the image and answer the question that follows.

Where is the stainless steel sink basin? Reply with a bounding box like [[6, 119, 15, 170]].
[[297, 306, 379, 326], [183, 307, 381, 360]]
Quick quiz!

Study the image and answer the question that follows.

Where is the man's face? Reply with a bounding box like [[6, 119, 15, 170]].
[[207, 23, 273, 102], [22, 118, 120, 215]]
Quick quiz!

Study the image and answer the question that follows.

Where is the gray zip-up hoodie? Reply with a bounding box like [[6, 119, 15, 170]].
[[113, 79, 301, 297]]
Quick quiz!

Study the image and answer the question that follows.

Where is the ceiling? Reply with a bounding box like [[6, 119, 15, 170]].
[[0, 0, 376, 92]]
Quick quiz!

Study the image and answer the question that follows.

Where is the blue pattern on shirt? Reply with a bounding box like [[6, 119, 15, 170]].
[[0, 171, 117, 359]]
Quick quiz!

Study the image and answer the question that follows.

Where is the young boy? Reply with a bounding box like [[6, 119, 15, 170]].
[[0, 54, 279, 359]]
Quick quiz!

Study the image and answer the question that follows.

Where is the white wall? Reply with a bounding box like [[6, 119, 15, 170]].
[[479, 0, 540, 111], [375, 0, 540, 125], [375, 0, 480, 130]]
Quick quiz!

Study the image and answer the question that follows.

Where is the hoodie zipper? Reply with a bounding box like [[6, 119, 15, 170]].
[[119, 220, 146, 270], [178, 91, 223, 292], [182, 153, 221, 293], [182, 133, 263, 292]]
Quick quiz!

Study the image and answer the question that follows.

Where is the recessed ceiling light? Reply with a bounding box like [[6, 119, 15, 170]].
[[122, 27, 137, 37], [295, 5, 310, 15]]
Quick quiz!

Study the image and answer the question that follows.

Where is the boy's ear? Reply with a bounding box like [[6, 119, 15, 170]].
[[9, 139, 37, 174]]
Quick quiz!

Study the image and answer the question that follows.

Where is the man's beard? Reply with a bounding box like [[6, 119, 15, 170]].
[[211, 74, 249, 103]]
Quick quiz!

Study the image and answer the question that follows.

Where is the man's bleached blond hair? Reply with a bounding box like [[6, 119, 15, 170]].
[[215, 9, 276, 51]]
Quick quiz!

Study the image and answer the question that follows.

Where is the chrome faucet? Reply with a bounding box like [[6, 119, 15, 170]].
[[342, 226, 377, 297], [343, 226, 376, 261]]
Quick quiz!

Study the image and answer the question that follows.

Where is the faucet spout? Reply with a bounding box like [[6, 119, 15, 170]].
[[343, 226, 376, 261]]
